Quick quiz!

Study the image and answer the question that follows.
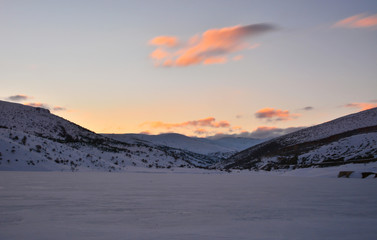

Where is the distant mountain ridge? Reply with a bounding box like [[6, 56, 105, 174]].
[[223, 107, 377, 170], [103, 133, 263, 157]]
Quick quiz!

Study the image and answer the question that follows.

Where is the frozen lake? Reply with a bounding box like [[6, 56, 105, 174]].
[[1, 171, 377, 240]]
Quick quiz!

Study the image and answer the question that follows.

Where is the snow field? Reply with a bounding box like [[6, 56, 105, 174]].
[[1, 171, 376, 240]]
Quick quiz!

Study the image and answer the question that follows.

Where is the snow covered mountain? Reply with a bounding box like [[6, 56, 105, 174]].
[[103, 133, 262, 158], [223, 108, 377, 170], [0, 100, 216, 171]]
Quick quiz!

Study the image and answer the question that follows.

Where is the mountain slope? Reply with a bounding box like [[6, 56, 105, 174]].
[[0, 100, 216, 171], [223, 108, 377, 170]]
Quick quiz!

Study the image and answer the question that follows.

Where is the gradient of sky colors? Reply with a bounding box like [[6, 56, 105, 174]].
[[1, 0, 377, 138]]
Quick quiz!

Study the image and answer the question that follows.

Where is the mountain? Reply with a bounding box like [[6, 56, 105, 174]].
[[203, 137, 264, 151], [103, 133, 263, 158], [223, 108, 377, 170], [0, 100, 216, 171]]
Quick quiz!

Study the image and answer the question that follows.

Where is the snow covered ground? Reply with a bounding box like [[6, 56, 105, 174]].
[[1, 171, 376, 240]]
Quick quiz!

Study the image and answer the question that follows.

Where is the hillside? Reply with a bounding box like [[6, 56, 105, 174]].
[[0, 100, 216, 171], [223, 108, 377, 170]]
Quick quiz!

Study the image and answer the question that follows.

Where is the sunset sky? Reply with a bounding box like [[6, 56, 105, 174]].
[[1, 0, 377, 138]]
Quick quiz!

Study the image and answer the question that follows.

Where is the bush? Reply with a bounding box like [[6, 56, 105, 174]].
[[21, 136, 27, 145], [35, 145, 42, 153]]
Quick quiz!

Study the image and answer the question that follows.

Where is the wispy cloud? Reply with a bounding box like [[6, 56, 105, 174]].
[[232, 55, 244, 61], [6, 94, 31, 102], [344, 102, 377, 111], [25, 102, 50, 109], [5, 95, 68, 112], [300, 106, 314, 111], [24, 102, 68, 112], [150, 48, 170, 60], [139, 130, 151, 135], [141, 117, 230, 129], [333, 13, 377, 29], [255, 108, 300, 121], [149, 36, 178, 47], [141, 115, 306, 139], [247, 126, 304, 139], [194, 128, 208, 135], [149, 23, 276, 67], [209, 126, 305, 139], [52, 106, 67, 111]]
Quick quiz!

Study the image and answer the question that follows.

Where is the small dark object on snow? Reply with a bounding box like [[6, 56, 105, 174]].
[[338, 171, 353, 178], [361, 172, 377, 178]]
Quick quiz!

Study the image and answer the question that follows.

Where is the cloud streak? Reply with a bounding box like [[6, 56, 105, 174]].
[[142, 117, 230, 129], [247, 126, 304, 139], [301, 106, 314, 111], [255, 108, 300, 121], [149, 23, 276, 67], [25, 102, 50, 109], [344, 102, 377, 111], [149, 36, 178, 47], [4, 95, 68, 112], [6, 94, 31, 102], [53, 106, 67, 111], [334, 13, 377, 29], [209, 126, 306, 140], [24, 102, 68, 112]]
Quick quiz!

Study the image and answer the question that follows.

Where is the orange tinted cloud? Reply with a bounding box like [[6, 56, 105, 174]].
[[255, 108, 300, 121], [334, 13, 377, 28], [232, 126, 243, 131], [142, 117, 231, 129], [345, 102, 377, 111], [194, 128, 208, 135], [150, 48, 170, 60], [148, 36, 178, 47], [139, 130, 151, 135], [24, 102, 68, 112], [148, 23, 276, 67], [203, 56, 227, 65], [25, 102, 49, 109], [253, 126, 277, 131]]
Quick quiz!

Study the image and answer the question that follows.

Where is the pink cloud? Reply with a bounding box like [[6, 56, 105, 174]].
[[334, 13, 377, 28], [148, 36, 178, 47], [255, 108, 300, 121], [194, 128, 208, 135], [24, 102, 68, 112], [25, 102, 50, 109], [148, 23, 276, 67], [150, 48, 170, 60], [142, 117, 231, 129], [203, 56, 227, 65], [345, 102, 377, 111]]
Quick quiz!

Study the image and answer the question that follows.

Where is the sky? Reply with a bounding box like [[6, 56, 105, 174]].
[[1, 0, 377, 138]]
